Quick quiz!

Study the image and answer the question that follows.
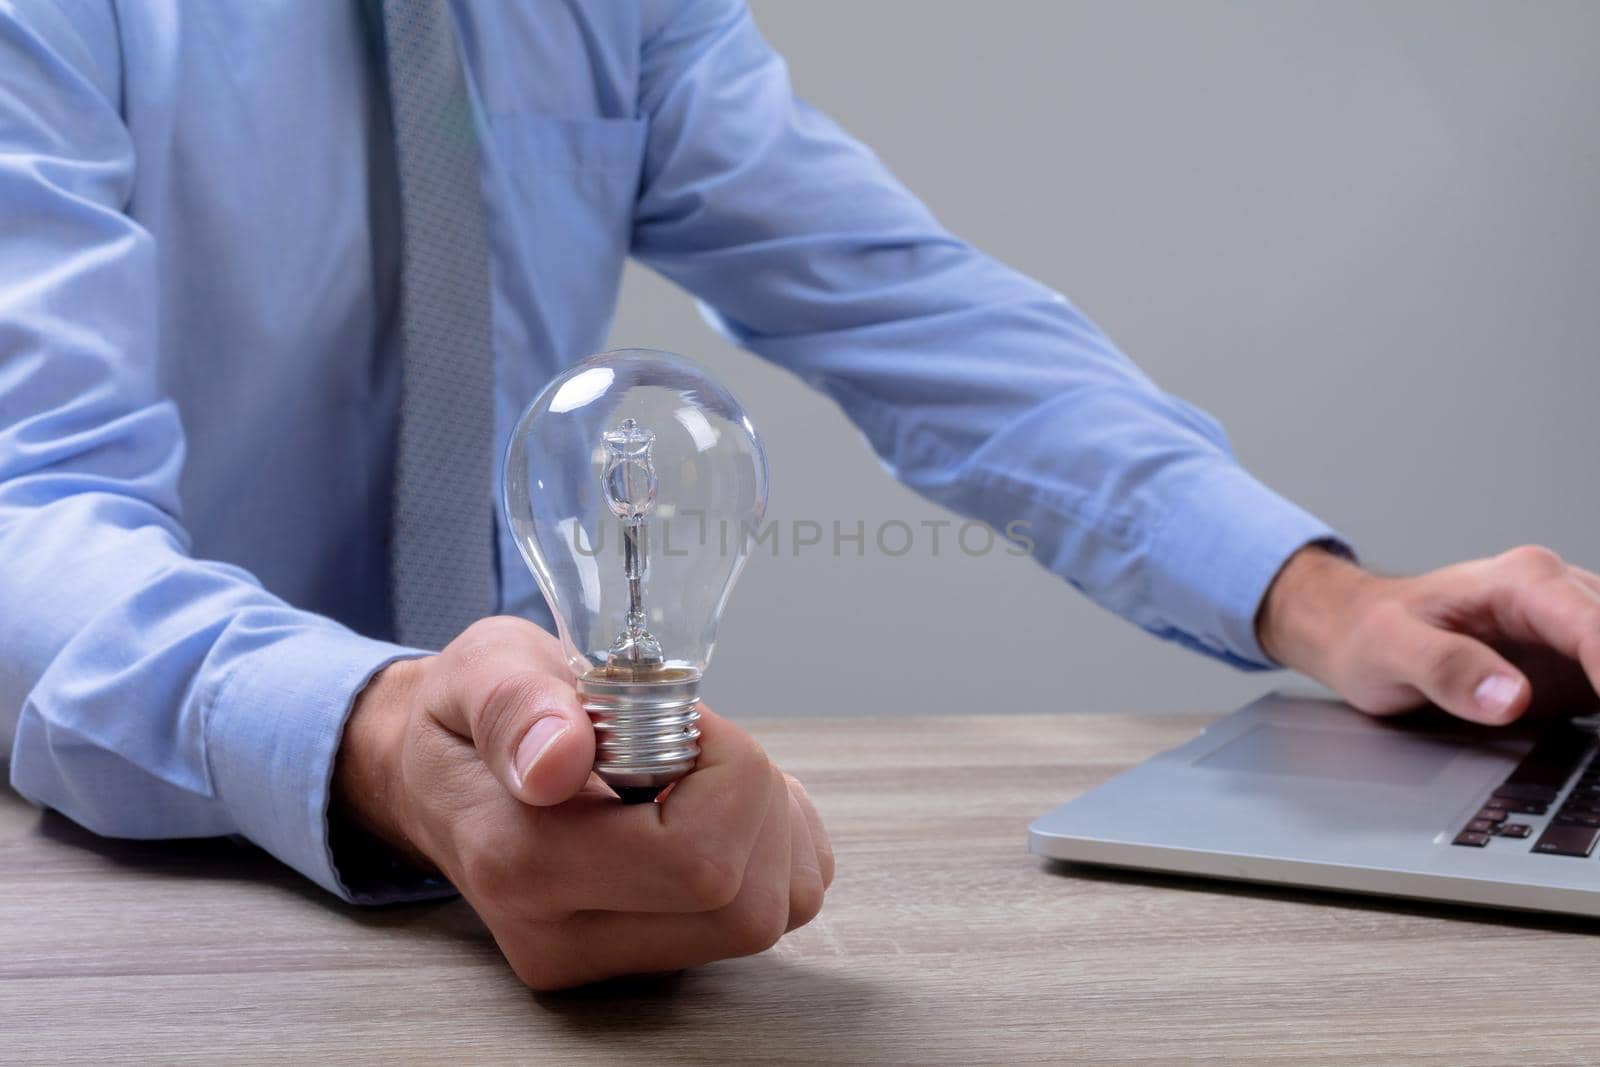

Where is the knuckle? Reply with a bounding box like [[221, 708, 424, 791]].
[[816, 843, 837, 890], [443, 625, 503, 673], [460, 615, 529, 647], [444, 618, 536, 679], [712, 747, 774, 818], [726, 886, 789, 956], [736, 744, 775, 796], [721, 718, 769, 771], [682, 848, 744, 911], [457, 846, 518, 903], [1503, 544, 1564, 577], [766, 765, 789, 809], [788, 870, 825, 930]]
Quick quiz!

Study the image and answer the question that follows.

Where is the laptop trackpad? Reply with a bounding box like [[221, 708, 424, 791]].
[[1195, 723, 1459, 787]]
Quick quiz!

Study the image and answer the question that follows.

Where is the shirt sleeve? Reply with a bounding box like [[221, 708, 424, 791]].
[[0, 2, 434, 901], [631, 0, 1348, 669]]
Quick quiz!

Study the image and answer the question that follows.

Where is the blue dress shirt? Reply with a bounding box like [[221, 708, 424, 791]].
[[0, 0, 1340, 900]]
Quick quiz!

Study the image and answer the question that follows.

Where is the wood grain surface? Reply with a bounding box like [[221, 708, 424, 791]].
[[3, 711, 1598, 1065]]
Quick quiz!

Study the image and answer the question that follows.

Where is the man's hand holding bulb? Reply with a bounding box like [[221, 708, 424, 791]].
[[332, 352, 823, 991], [334, 616, 833, 992]]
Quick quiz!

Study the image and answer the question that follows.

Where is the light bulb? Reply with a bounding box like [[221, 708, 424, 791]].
[[503, 349, 769, 803]]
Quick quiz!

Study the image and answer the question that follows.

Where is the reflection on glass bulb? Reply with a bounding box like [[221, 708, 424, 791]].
[[503, 349, 769, 802]]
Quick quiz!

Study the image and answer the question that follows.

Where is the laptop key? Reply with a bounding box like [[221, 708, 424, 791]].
[[1556, 812, 1600, 828], [1453, 831, 1492, 848], [1493, 784, 1561, 803], [1475, 808, 1508, 824], [1465, 819, 1497, 833], [1497, 727, 1593, 798], [1497, 823, 1533, 839], [1500, 799, 1548, 816], [1533, 824, 1600, 857]]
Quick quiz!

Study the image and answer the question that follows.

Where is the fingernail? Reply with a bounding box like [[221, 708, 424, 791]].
[[515, 717, 569, 788], [1474, 674, 1523, 719]]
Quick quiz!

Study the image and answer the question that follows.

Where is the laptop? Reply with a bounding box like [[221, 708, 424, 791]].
[[1028, 692, 1600, 917]]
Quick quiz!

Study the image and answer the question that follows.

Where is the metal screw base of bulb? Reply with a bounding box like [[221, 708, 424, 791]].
[[578, 667, 702, 804]]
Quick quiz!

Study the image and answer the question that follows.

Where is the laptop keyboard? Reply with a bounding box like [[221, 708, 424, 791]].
[[1452, 724, 1600, 857]]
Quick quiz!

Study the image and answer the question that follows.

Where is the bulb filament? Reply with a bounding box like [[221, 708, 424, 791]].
[[601, 418, 664, 671]]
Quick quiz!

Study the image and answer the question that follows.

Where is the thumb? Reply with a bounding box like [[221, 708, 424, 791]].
[[480, 673, 596, 806], [1405, 626, 1531, 725], [430, 619, 596, 806]]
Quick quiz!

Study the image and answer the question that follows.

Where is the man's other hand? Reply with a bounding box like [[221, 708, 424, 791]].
[[333, 617, 834, 991], [1259, 545, 1600, 725]]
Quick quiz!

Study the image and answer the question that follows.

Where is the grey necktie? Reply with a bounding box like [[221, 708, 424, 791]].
[[370, 0, 495, 650]]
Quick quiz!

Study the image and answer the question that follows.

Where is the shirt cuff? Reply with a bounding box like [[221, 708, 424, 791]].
[[1145, 463, 1350, 669], [203, 619, 451, 904]]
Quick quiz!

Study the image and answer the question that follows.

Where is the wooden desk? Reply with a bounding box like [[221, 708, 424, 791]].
[[4, 712, 1598, 1064]]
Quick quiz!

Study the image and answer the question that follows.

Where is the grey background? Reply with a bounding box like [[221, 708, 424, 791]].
[[606, 0, 1600, 717]]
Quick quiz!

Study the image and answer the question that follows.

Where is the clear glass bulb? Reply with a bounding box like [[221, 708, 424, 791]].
[[503, 349, 769, 801]]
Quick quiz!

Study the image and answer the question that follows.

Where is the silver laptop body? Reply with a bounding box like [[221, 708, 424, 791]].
[[1029, 693, 1600, 917]]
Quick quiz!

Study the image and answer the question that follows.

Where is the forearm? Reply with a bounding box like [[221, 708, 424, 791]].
[[0, 8, 425, 899], [633, 0, 1345, 667], [1, 491, 421, 893]]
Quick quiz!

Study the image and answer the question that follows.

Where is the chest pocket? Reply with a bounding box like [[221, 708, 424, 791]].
[[493, 113, 647, 189], [483, 113, 648, 358]]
